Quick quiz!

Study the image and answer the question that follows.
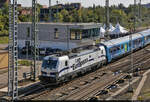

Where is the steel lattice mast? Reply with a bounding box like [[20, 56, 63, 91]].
[[128, 0, 137, 93], [8, 0, 18, 100], [105, 0, 110, 40], [31, 0, 39, 81], [49, 0, 52, 22], [105, 0, 109, 31]]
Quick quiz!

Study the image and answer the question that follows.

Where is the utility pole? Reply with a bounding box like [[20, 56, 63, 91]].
[[105, 0, 110, 39], [138, 0, 141, 21], [128, 25, 134, 93], [49, 0, 52, 22], [8, 0, 18, 100], [128, 0, 137, 93], [134, 0, 136, 32], [93, 4, 96, 22], [67, 25, 69, 50], [31, 0, 39, 81], [105, 0, 109, 30], [56, 0, 59, 22]]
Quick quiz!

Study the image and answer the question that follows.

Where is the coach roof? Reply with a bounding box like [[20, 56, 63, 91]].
[[101, 33, 143, 48], [139, 29, 150, 36]]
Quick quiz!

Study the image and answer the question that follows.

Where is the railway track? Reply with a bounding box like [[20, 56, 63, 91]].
[[20, 45, 150, 100], [58, 51, 150, 100], [59, 74, 125, 100]]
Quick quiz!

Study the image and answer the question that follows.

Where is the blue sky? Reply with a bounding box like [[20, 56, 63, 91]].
[[17, 0, 150, 7]]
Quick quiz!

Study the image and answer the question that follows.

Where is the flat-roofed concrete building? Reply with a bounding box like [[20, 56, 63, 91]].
[[18, 22, 102, 50]]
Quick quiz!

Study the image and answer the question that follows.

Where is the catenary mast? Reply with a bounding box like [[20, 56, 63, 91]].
[[8, 0, 18, 100]]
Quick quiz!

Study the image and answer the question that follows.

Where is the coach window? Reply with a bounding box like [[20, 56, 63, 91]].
[[139, 39, 142, 43], [148, 35, 150, 40], [113, 48, 116, 53], [54, 28, 58, 39], [117, 46, 120, 51], [129, 42, 131, 47], [121, 45, 124, 49], [145, 37, 147, 41], [110, 48, 113, 53]]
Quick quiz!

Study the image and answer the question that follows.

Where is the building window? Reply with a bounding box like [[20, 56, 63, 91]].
[[70, 29, 82, 40], [101, 50, 103, 54], [54, 28, 58, 39], [70, 31, 76, 40], [27, 27, 30, 38]]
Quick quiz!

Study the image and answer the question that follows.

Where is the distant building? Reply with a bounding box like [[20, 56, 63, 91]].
[[40, 3, 81, 21], [19, 8, 32, 15], [18, 22, 102, 50], [142, 3, 150, 8], [42, 5, 48, 8], [17, 4, 22, 8]]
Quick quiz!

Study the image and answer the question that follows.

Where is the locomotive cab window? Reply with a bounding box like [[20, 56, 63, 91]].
[[101, 50, 103, 54], [89, 55, 91, 58], [65, 61, 68, 66], [42, 59, 58, 69]]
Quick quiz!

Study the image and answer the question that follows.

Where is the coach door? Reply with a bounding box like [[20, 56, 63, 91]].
[[125, 44, 128, 52]]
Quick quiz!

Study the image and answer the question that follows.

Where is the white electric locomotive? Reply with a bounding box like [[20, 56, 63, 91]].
[[41, 45, 106, 83]]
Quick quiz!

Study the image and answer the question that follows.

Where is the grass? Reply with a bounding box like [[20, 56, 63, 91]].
[[18, 60, 32, 66], [0, 36, 8, 44]]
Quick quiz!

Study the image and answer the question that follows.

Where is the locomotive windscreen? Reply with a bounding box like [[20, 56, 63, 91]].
[[42, 59, 58, 69]]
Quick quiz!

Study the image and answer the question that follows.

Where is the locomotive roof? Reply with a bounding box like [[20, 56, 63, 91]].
[[101, 29, 150, 47], [45, 45, 100, 59]]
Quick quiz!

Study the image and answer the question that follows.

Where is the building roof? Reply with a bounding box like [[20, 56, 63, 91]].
[[19, 22, 102, 29], [100, 27, 105, 33], [19, 22, 100, 25], [108, 23, 115, 32]]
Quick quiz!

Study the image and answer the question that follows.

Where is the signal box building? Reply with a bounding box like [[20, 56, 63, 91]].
[[18, 22, 102, 50]]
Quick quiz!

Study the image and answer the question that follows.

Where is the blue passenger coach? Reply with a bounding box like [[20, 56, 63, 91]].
[[139, 29, 150, 46], [99, 33, 145, 63]]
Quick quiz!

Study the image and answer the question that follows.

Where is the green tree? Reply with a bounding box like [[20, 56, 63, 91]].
[[54, 12, 63, 22], [71, 9, 82, 22], [60, 9, 70, 22], [110, 9, 127, 26]]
